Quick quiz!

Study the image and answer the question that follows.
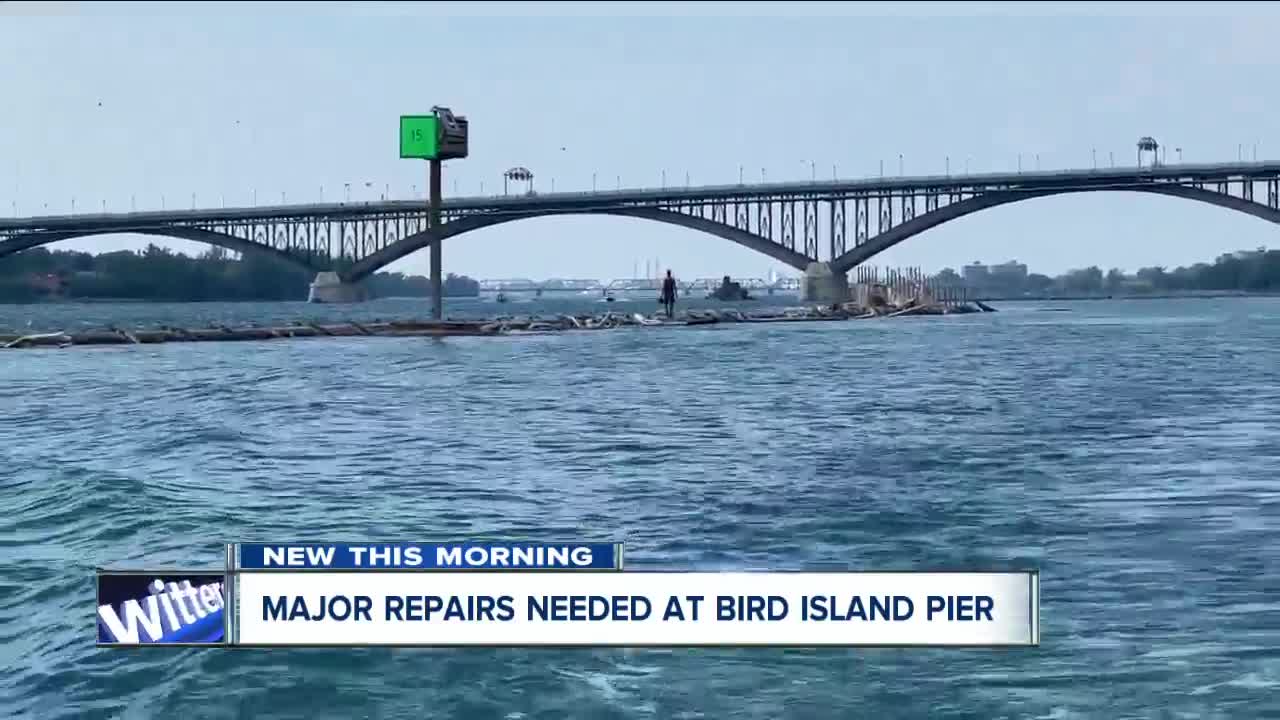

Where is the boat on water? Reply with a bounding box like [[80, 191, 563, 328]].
[[496, 292, 508, 303], [706, 275, 753, 301]]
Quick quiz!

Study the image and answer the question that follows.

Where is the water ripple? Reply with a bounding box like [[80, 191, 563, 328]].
[[2, 297, 1280, 718]]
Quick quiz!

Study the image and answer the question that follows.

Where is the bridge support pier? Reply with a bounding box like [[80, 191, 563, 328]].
[[800, 262, 849, 305], [307, 272, 368, 303]]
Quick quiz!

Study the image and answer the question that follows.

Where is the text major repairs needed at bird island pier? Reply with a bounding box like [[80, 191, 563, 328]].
[[261, 592, 996, 624]]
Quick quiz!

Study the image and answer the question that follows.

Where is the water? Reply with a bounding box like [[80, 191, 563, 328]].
[[2, 296, 1278, 719]]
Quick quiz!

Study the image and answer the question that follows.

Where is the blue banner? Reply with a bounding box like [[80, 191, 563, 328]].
[[238, 542, 621, 571]]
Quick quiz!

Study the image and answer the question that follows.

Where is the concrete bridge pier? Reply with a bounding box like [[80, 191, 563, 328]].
[[800, 262, 849, 304], [307, 272, 368, 303]]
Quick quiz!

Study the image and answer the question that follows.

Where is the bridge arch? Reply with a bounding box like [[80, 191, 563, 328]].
[[0, 226, 328, 273], [345, 207, 814, 282], [829, 184, 1280, 274]]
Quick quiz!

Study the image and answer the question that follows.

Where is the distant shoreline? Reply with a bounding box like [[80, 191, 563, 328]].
[[977, 290, 1280, 302]]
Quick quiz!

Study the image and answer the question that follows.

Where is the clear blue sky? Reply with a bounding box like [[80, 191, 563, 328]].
[[3, 1, 1279, 280]]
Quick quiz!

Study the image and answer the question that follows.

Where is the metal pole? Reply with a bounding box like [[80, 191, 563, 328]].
[[1092, 148, 1096, 169], [592, 172, 597, 192], [739, 164, 744, 184], [810, 160, 815, 181], [429, 159, 443, 320]]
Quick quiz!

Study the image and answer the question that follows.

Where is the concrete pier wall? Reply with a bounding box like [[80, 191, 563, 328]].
[[307, 272, 368, 303], [800, 262, 850, 304]]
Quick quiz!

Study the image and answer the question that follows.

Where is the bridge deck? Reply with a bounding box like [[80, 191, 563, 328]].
[[3, 160, 1279, 231]]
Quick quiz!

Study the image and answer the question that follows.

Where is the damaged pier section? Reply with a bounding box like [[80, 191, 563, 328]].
[[1, 296, 994, 350]]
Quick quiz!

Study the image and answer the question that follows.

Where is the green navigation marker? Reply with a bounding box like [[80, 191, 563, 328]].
[[400, 115, 439, 159]]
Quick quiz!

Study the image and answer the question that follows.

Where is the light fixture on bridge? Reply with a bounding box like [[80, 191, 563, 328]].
[[1137, 136, 1159, 168], [504, 167, 534, 196]]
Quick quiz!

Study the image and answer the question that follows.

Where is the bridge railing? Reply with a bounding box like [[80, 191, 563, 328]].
[[6, 159, 1280, 227]]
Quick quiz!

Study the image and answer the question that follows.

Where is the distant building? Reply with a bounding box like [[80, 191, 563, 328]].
[[989, 260, 1028, 282], [962, 261, 989, 284]]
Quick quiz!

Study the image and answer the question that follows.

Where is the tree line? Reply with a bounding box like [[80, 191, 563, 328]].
[[934, 248, 1280, 297], [0, 245, 479, 303]]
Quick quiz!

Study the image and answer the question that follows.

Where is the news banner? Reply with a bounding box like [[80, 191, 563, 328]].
[[96, 542, 1040, 647]]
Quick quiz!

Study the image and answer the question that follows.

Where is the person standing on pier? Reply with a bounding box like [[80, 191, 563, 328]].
[[660, 269, 678, 318]]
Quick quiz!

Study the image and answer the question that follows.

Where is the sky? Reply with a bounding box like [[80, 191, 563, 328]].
[[3, 1, 1280, 282]]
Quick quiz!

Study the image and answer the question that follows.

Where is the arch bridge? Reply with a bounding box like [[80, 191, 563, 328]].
[[3, 160, 1280, 302]]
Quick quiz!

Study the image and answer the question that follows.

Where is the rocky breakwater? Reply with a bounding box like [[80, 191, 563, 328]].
[[1, 297, 994, 351]]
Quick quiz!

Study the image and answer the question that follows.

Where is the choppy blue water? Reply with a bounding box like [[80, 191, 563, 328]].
[[2, 296, 1278, 719]]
